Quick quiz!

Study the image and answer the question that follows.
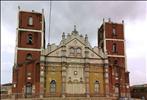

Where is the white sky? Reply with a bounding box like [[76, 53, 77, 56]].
[[1, 1, 147, 86]]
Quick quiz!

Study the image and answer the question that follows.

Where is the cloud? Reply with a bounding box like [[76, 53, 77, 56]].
[[128, 56, 146, 85], [1, 1, 147, 85]]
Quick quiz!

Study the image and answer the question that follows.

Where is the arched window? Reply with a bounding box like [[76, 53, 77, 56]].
[[70, 47, 74, 53], [70, 47, 75, 56], [28, 34, 33, 44], [26, 53, 32, 60], [28, 17, 33, 25], [50, 80, 56, 93], [115, 83, 119, 96], [94, 80, 100, 93], [76, 47, 82, 57], [112, 28, 116, 36], [77, 47, 81, 54], [112, 43, 117, 53], [26, 82, 32, 95]]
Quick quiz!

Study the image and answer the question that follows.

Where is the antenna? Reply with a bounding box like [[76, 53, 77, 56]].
[[48, 0, 52, 44]]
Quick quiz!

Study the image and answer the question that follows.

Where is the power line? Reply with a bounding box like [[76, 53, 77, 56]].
[[48, 0, 52, 44]]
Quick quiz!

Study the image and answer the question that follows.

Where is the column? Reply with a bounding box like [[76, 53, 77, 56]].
[[104, 59, 110, 97]]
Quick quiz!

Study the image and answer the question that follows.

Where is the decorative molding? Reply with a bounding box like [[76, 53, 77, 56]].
[[105, 38, 124, 41], [17, 28, 42, 33], [17, 47, 42, 51], [107, 55, 125, 57]]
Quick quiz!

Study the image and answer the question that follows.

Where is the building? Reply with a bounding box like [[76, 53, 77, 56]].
[[12, 8, 45, 98], [98, 19, 130, 97], [12, 8, 130, 99], [0, 83, 13, 99], [130, 84, 147, 100]]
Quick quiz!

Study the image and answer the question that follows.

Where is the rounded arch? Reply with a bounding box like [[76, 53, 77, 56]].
[[70, 47, 75, 53], [50, 80, 56, 93], [94, 80, 100, 94], [25, 82, 32, 96], [26, 53, 32, 60], [28, 34, 33, 44], [76, 47, 82, 54]]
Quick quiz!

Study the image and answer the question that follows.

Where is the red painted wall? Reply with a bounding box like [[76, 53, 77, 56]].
[[19, 11, 42, 30], [105, 23, 124, 39], [106, 40, 124, 55], [18, 31, 41, 49], [98, 22, 130, 96], [12, 11, 42, 97]]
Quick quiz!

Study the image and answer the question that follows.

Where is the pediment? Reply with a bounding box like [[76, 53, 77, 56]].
[[45, 38, 102, 59]]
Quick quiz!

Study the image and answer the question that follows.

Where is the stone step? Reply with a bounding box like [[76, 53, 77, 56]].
[[9, 97, 117, 100]]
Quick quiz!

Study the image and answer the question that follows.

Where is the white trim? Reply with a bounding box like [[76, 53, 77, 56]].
[[107, 55, 125, 57], [41, 9, 44, 49], [17, 28, 42, 33], [123, 22, 128, 72], [103, 22, 107, 53], [105, 21, 124, 25], [105, 38, 124, 41], [14, 8, 20, 65], [17, 47, 42, 51], [19, 10, 42, 14]]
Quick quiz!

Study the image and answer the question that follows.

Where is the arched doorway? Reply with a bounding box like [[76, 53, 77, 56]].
[[94, 80, 100, 94], [50, 80, 56, 93], [25, 82, 32, 97]]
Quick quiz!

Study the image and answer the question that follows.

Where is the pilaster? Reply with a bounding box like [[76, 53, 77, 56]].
[[61, 63, 67, 98], [84, 64, 90, 97], [104, 59, 110, 97], [40, 63, 45, 98]]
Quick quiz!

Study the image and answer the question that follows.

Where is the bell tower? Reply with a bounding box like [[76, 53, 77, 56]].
[[98, 19, 130, 97], [12, 7, 45, 97]]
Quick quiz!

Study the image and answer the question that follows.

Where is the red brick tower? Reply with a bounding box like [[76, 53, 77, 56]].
[[12, 7, 45, 97], [98, 19, 130, 98]]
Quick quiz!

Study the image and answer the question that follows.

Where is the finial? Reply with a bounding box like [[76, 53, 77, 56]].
[[80, 34, 83, 37], [18, 6, 20, 10], [85, 34, 88, 37], [74, 25, 76, 31], [108, 18, 111, 22], [72, 25, 78, 34], [62, 32, 65, 39], [122, 20, 124, 24], [85, 34, 88, 41], [103, 18, 105, 22], [42, 9, 44, 14]]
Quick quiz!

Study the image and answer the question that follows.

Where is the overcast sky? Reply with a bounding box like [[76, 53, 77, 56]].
[[1, 1, 147, 86]]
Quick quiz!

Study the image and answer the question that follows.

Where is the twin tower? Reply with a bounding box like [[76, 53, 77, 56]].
[[12, 9, 130, 98]]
